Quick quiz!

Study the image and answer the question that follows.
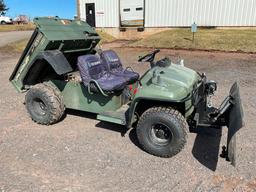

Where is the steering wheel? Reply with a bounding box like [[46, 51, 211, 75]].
[[138, 49, 160, 63]]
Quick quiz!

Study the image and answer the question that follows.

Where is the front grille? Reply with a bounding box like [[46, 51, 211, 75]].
[[192, 78, 206, 106]]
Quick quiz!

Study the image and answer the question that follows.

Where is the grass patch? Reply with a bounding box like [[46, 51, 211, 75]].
[[0, 39, 28, 53], [130, 29, 256, 53], [96, 30, 116, 44], [0, 23, 35, 32]]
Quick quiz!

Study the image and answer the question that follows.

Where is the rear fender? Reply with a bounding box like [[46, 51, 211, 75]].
[[35, 50, 73, 75]]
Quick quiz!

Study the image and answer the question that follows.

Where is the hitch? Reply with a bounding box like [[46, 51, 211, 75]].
[[208, 96, 232, 122]]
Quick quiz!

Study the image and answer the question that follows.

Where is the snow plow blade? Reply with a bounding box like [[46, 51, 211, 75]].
[[226, 82, 244, 166]]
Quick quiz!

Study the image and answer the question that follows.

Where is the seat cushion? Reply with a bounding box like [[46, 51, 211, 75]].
[[100, 50, 123, 72], [112, 68, 139, 84], [97, 74, 127, 92], [77, 54, 127, 92], [77, 54, 106, 85], [100, 50, 140, 84]]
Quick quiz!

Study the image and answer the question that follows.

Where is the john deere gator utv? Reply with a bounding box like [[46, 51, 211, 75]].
[[10, 17, 244, 165]]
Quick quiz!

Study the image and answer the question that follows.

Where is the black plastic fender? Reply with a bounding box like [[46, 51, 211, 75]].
[[36, 50, 73, 75]]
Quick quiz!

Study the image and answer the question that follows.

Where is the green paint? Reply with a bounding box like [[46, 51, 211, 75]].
[[129, 63, 199, 119], [34, 17, 99, 41], [51, 80, 125, 114], [97, 115, 125, 125], [9, 17, 201, 126], [135, 63, 198, 101], [10, 17, 100, 92]]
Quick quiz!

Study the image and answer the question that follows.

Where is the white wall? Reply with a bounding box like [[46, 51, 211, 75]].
[[145, 0, 256, 27], [80, 0, 119, 27], [79, 0, 256, 27]]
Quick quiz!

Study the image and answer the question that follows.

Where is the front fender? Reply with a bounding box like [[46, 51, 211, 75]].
[[127, 96, 190, 128]]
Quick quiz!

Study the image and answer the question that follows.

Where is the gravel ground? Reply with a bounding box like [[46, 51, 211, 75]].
[[0, 45, 256, 191], [0, 31, 32, 46]]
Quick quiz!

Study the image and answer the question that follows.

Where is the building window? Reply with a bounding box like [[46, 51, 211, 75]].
[[136, 7, 143, 11], [123, 8, 130, 12]]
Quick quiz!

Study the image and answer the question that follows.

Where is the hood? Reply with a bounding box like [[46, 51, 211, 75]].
[[162, 64, 199, 90], [138, 63, 200, 101]]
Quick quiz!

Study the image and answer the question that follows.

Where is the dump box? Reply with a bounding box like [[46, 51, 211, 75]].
[[10, 17, 100, 92]]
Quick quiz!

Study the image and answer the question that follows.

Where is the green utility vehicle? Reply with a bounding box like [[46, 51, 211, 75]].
[[10, 17, 244, 165]]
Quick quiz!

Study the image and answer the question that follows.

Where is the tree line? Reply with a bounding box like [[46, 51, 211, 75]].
[[0, 0, 8, 15]]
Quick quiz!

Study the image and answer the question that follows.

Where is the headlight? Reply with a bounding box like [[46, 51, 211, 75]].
[[205, 80, 217, 96]]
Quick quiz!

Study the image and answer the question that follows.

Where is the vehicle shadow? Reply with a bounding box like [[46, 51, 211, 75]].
[[192, 126, 222, 171], [128, 126, 223, 171], [129, 128, 140, 148], [95, 121, 141, 148], [95, 121, 128, 137], [66, 110, 222, 171], [66, 109, 97, 120], [66, 109, 128, 136]]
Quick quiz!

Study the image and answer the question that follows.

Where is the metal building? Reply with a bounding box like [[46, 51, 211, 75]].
[[77, 0, 119, 27], [77, 0, 256, 28]]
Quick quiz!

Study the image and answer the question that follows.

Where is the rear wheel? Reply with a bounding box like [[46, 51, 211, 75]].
[[25, 83, 65, 125], [1, 21, 7, 25], [136, 107, 188, 158]]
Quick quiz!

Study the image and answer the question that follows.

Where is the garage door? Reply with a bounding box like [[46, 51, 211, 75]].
[[120, 0, 144, 26]]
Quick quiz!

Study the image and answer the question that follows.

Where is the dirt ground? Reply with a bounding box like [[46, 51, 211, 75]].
[[0, 31, 32, 47], [0, 43, 256, 191]]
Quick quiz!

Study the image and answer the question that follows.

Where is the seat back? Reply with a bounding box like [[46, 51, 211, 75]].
[[77, 54, 107, 86], [100, 50, 123, 72]]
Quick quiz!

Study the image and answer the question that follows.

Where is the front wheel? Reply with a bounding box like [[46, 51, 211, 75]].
[[136, 107, 188, 158]]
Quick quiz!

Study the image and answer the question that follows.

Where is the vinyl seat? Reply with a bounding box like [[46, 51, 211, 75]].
[[100, 50, 140, 84], [77, 54, 127, 93]]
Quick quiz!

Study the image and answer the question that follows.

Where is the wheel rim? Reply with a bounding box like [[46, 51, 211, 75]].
[[150, 123, 172, 146], [32, 98, 47, 116]]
